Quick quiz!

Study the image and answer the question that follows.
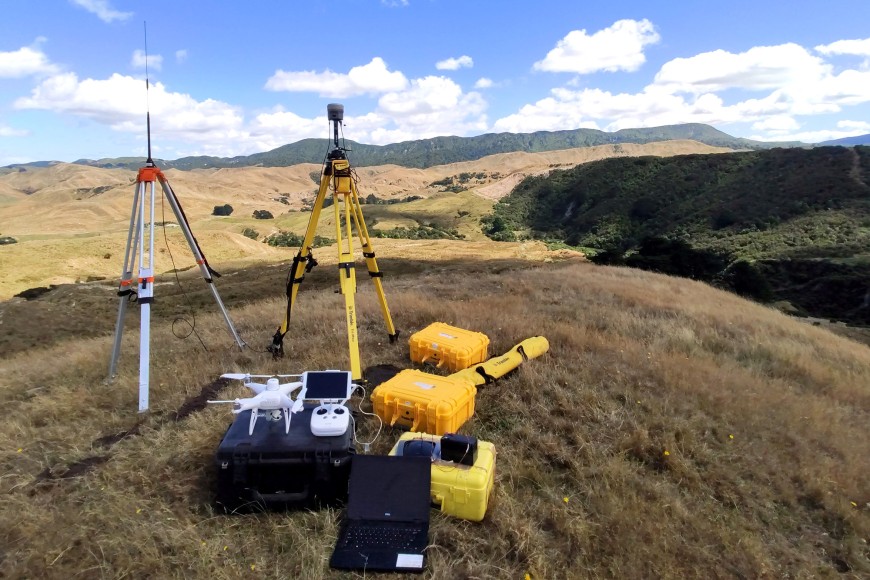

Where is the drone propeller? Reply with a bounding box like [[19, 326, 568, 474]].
[[221, 373, 301, 380], [207, 400, 238, 404]]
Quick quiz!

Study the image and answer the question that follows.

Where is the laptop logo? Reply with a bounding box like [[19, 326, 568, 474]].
[[385, 512, 391, 517]]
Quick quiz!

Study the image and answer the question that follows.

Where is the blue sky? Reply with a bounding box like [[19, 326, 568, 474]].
[[1, 0, 869, 166]]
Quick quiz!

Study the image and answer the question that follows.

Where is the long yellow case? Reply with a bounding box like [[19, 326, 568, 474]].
[[409, 322, 490, 372], [389, 432, 496, 522], [370, 369, 476, 435]]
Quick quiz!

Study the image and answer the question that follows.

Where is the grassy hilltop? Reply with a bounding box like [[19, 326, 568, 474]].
[[1, 251, 868, 578]]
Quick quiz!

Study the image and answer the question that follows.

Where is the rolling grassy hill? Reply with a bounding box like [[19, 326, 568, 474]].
[[3, 123, 801, 172], [484, 146, 870, 325], [0, 140, 729, 300], [0, 255, 867, 578]]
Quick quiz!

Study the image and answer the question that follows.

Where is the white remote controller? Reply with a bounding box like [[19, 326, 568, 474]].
[[310, 404, 350, 436]]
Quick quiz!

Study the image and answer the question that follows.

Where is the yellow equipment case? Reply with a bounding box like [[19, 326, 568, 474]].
[[409, 322, 490, 372], [389, 431, 496, 522], [370, 369, 476, 435]]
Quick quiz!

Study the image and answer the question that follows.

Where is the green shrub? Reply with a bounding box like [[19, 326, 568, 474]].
[[266, 231, 334, 248], [212, 204, 233, 216]]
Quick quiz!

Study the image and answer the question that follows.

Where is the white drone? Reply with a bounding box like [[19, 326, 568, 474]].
[[208, 373, 303, 435]]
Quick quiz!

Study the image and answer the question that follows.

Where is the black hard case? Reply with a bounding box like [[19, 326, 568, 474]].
[[214, 404, 354, 511]]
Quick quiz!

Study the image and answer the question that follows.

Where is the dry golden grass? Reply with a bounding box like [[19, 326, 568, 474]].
[[1, 254, 868, 579]]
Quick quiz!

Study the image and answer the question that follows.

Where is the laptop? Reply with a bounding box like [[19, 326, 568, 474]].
[[330, 454, 431, 572]]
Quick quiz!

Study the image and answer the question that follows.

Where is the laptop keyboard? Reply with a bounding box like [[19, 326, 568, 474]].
[[339, 524, 421, 550]]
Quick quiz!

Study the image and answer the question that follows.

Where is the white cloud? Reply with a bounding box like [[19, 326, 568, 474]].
[[751, 115, 800, 133], [0, 125, 29, 137], [815, 38, 870, 57], [436, 55, 473, 70], [175, 49, 188, 64], [0, 45, 60, 78], [381, 0, 409, 6], [9, 67, 488, 157], [497, 36, 870, 141], [265, 57, 408, 97], [131, 50, 163, 72], [14, 73, 245, 152], [70, 0, 132, 23], [533, 19, 660, 74], [244, 108, 325, 152], [368, 76, 487, 143], [836, 119, 870, 131], [654, 43, 831, 93], [474, 77, 493, 89]]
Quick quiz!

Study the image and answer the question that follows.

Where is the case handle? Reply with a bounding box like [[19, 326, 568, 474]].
[[251, 487, 310, 504]]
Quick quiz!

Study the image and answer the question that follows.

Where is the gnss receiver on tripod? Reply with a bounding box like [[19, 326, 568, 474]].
[[269, 104, 399, 381]]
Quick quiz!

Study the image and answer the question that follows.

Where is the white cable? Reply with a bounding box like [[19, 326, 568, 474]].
[[350, 384, 382, 453]]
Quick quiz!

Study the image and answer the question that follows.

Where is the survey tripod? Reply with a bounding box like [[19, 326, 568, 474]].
[[269, 103, 399, 380], [107, 153, 244, 413]]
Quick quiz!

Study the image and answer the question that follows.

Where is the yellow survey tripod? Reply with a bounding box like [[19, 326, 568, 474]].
[[269, 103, 399, 380]]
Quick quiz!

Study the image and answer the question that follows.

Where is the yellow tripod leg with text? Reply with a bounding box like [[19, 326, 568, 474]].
[[347, 174, 397, 339]]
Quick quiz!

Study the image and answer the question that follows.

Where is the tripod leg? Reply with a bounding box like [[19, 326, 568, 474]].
[[137, 180, 157, 413], [108, 181, 144, 381], [158, 177, 244, 348], [335, 193, 362, 380], [271, 175, 332, 355], [348, 180, 399, 341]]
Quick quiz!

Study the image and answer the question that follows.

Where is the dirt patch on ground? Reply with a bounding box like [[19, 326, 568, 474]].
[[28, 377, 234, 489], [34, 455, 110, 483], [174, 377, 230, 421]]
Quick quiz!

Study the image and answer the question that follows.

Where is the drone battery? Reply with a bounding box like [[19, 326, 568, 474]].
[[390, 432, 497, 522], [214, 403, 354, 512], [371, 369, 476, 435], [409, 322, 490, 372]]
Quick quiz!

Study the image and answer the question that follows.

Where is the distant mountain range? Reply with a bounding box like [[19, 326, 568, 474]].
[[819, 133, 870, 146], [4, 123, 806, 172]]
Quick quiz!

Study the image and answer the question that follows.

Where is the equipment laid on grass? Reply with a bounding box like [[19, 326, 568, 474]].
[[409, 322, 489, 372], [330, 454, 431, 572], [371, 369, 477, 435], [450, 335, 550, 387], [214, 403, 354, 512], [269, 103, 399, 380], [390, 432, 497, 522], [108, 32, 243, 413], [370, 336, 550, 434], [208, 374, 303, 435]]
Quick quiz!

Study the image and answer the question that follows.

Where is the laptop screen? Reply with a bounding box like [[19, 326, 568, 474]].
[[347, 455, 431, 522]]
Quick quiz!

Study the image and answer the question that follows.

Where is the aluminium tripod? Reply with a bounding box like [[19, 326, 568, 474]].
[[108, 157, 244, 413], [270, 103, 398, 380]]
